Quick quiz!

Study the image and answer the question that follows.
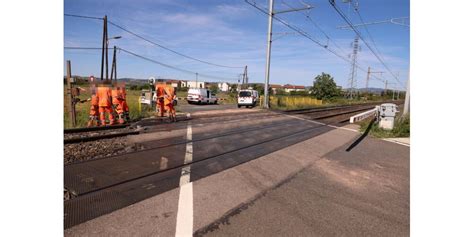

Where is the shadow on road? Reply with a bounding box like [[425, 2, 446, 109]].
[[345, 118, 375, 152]]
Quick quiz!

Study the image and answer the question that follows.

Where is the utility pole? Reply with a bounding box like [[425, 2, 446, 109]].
[[243, 65, 248, 85], [263, 0, 275, 109], [110, 46, 117, 81], [66, 60, 76, 127], [100, 15, 109, 81], [365, 66, 383, 95], [195, 73, 198, 88], [365, 66, 371, 93], [403, 68, 410, 116], [260, 0, 313, 108]]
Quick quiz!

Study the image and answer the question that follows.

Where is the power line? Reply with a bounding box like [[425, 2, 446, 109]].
[[64, 13, 103, 20], [116, 48, 239, 81], [64, 46, 239, 81], [328, 1, 404, 87], [107, 20, 244, 69], [64, 47, 113, 50], [65, 13, 244, 69]]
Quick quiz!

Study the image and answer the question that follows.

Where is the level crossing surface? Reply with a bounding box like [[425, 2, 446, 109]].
[[64, 103, 409, 236]]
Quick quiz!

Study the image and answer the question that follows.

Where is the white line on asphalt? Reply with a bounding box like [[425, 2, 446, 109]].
[[175, 123, 193, 237], [382, 138, 411, 147], [283, 113, 410, 147], [283, 114, 359, 133]]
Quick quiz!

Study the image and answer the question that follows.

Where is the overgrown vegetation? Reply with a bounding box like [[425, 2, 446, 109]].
[[359, 114, 410, 138]]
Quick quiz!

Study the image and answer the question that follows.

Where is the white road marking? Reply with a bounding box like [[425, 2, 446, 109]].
[[382, 138, 410, 147], [283, 114, 359, 133], [175, 123, 194, 237], [283, 113, 410, 147]]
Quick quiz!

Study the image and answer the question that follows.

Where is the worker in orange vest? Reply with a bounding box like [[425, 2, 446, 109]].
[[87, 87, 99, 127], [97, 85, 115, 126], [164, 86, 177, 122], [155, 83, 166, 117], [119, 85, 130, 121], [111, 85, 125, 124]]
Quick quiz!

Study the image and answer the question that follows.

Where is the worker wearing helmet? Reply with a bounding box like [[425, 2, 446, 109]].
[[87, 87, 100, 127], [164, 86, 177, 122], [155, 83, 166, 117], [112, 85, 125, 124], [97, 85, 115, 126]]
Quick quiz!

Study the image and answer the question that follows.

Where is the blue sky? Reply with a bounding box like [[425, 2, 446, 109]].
[[64, 0, 409, 90]]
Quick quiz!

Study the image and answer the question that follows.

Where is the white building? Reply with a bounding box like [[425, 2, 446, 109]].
[[181, 80, 205, 89], [218, 82, 230, 92]]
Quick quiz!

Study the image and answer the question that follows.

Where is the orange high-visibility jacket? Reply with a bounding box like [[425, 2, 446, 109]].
[[90, 94, 99, 106], [111, 88, 123, 105], [155, 84, 166, 99], [119, 87, 127, 99], [97, 86, 112, 107], [164, 86, 176, 105]]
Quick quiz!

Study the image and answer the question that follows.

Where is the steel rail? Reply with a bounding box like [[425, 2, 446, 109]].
[[65, 118, 331, 197]]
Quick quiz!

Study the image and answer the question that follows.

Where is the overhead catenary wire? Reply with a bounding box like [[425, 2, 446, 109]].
[[281, 1, 348, 56], [350, 2, 388, 72], [244, 0, 374, 77], [328, 0, 404, 87], [64, 13, 243, 69]]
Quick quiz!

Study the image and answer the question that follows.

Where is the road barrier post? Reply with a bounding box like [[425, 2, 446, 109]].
[[66, 60, 76, 127]]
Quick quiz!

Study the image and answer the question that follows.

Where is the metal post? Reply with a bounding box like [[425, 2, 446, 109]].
[[403, 69, 410, 116], [100, 16, 106, 81], [105, 15, 109, 81], [384, 80, 388, 95], [365, 66, 370, 94], [66, 60, 76, 127], [263, 0, 275, 109], [111, 46, 117, 81]]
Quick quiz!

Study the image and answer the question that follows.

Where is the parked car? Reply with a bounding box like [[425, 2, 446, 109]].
[[187, 88, 218, 104], [238, 89, 259, 108]]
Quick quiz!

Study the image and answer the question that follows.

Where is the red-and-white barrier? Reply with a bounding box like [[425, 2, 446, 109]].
[[349, 107, 378, 123]]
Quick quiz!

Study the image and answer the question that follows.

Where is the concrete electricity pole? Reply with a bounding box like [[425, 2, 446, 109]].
[[403, 68, 410, 116], [263, 0, 275, 109], [261, 0, 313, 108], [195, 73, 198, 88]]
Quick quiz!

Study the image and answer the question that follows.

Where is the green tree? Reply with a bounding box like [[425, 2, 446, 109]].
[[310, 72, 340, 100], [209, 84, 219, 94]]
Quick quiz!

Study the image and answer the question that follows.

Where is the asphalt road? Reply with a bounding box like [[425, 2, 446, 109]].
[[198, 134, 409, 237]]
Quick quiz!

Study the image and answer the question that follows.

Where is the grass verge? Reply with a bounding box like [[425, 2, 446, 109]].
[[359, 114, 410, 138]]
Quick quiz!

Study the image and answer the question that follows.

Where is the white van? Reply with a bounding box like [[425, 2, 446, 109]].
[[238, 89, 259, 108], [187, 88, 218, 104]]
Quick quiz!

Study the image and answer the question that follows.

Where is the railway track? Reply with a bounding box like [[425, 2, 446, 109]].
[[64, 116, 333, 228]]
